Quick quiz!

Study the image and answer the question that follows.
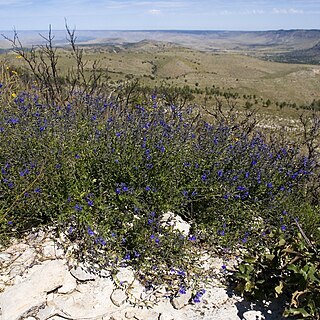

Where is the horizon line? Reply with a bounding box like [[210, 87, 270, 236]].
[[1, 28, 320, 32]]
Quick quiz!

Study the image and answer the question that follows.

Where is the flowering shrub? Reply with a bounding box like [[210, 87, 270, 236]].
[[0, 47, 319, 317]]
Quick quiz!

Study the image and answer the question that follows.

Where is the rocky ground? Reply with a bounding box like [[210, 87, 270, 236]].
[[0, 227, 289, 320]]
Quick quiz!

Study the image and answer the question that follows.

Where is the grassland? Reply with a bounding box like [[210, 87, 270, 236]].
[[2, 42, 320, 105]]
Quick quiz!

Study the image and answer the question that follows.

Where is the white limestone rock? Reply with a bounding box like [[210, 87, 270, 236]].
[[70, 265, 97, 281], [49, 277, 115, 319], [243, 310, 265, 320], [203, 287, 229, 307], [111, 289, 128, 307], [42, 240, 65, 259], [171, 289, 192, 310], [160, 212, 191, 236], [0, 260, 67, 320], [116, 267, 135, 285], [57, 270, 77, 294], [128, 279, 145, 302]]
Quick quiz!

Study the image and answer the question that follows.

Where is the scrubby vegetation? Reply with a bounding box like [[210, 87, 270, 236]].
[[0, 28, 319, 318]]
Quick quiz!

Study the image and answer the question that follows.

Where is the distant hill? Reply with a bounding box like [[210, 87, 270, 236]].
[[266, 41, 320, 65], [1, 29, 320, 51]]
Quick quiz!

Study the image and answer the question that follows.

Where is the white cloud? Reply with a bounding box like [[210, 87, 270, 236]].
[[289, 8, 304, 14], [220, 8, 264, 15], [273, 8, 304, 14], [148, 9, 161, 15]]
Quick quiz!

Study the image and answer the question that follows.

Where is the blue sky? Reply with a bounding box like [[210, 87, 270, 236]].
[[1, 0, 320, 30]]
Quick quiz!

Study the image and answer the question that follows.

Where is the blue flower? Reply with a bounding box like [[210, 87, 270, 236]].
[[19, 169, 30, 177], [217, 170, 223, 178], [87, 227, 94, 236], [8, 118, 19, 124], [179, 287, 187, 294], [124, 253, 131, 260], [74, 204, 83, 211], [86, 199, 94, 207]]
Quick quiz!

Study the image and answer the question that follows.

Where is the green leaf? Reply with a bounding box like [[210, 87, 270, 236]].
[[244, 256, 258, 263], [284, 307, 311, 318], [287, 264, 299, 273], [275, 281, 284, 296], [244, 280, 255, 292], [265, 254, 275, 261]]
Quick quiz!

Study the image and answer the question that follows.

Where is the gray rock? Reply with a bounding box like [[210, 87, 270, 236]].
[[0, 260, 67, 320], [171, 289, 192, 310], [111, 289, 128, 307]]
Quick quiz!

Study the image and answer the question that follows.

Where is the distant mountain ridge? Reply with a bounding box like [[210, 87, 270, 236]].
[[1, 29, 320, 63]]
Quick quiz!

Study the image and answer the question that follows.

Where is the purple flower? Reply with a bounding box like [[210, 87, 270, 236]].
[[193, 296, 201, 303], [87, 227, 94, 236], [217, 170, 223, 178], [177, 270, 186, 276], [145, 186, 151, 191], [19, 169, 30, 177], [74, 204, 83, 211], [8, 118, 19, 124], [201, 174, 207, 182], [124, 253, 131, 260], [179, 287, 187, 294], [281, 225, 286, 232]]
